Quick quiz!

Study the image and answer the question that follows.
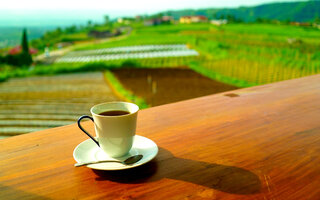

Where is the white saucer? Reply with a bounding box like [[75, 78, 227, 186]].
[[73, 135, 158, 170]]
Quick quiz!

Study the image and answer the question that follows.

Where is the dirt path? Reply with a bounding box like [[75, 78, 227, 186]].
[[0, 72, 119, 136], [112, 68, 238, 106]]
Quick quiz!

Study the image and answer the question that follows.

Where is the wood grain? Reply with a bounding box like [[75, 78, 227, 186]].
[[1, 74, 320, 199]]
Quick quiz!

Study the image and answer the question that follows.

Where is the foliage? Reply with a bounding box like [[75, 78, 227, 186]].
[[0, 29, 33, 67], [0, 62, 116, 82], [60, 32, 92, 42], [19, 30, 33, 66], [5, 54, 31, 67], [0, 57, 182, 83], [189, 61, 255, 88], [29, 23, 121, 52], [121, 60, 140, 68], [74, 31, 193, 51], [21, 29, 29, 53], [0, 55, 5, 64], [189, 23, 320, 85]]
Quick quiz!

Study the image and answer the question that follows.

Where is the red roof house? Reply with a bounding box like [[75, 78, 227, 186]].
[[8, 45, 38, 55]]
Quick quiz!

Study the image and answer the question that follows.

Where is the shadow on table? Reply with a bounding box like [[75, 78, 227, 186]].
[[93, 147, 261, 195]]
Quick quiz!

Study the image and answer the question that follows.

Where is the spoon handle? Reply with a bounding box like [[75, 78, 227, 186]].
[[75, 160, 122, 167]]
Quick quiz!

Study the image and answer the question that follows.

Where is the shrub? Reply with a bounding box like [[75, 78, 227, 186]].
[[5, 53, 32, 67]]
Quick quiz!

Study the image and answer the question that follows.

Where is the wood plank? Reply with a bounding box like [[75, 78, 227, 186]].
[[0, 74, 320, 199]]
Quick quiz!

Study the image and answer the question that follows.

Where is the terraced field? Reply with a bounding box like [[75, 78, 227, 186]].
[[55, 44, 199, 63], [0, 72, 119, 136], [112, 68, 238, 106]]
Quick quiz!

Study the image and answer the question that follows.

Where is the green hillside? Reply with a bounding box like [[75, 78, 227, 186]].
[[161, 1, 320, 22]]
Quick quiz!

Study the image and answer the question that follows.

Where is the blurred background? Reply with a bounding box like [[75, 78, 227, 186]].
[[0, 0, 319, 138]]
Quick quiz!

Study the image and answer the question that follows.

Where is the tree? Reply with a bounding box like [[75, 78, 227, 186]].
[[65, 25, 77, 34], [21, 28, 29, 54], [0, 55, 4, 64], [20, 28, 33, 66], [213, 13, 219, 19], [226, 14, 235, 23], [315, 15, 320, 24], [104, 15, 110, 25], [104, 15, 113, 29], [87, 20, 93, 27]]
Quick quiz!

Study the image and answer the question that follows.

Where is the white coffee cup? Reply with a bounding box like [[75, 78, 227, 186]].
[[77, 102, 139, 158]]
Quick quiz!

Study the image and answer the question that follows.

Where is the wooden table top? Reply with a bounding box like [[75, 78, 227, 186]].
[[1, 74, 320, 200]]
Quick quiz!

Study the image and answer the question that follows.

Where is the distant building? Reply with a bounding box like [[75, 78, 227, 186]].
[[117, 17, 135, 25], [162, 16, 174, 23], [144, 18, 162, 26], [8, 45, 38, 55], [290, 22, 311, 27], [210, 19, 228, 26], [180, 16, 192, 24], [179, 16, 208, 24], [144, 16, 174, 26], [135, 16, 142, 22]]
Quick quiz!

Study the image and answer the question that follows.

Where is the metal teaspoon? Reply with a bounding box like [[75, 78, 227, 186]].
[[74, 154, 143, 167]]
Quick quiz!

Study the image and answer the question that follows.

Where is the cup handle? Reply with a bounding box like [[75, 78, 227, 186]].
[[77, 115, 100, 147]]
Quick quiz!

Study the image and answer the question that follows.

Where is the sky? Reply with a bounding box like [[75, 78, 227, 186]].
[[0, 0, 307, 26], [1, 0, 303, 12]]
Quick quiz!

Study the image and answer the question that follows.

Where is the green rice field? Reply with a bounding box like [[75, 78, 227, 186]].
[[68, 23, 320, 87]]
